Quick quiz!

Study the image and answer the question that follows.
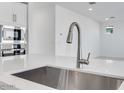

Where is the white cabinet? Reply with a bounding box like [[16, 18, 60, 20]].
[[0, 3, 13, 25], [13, 3, 27, 27], [0, 2, 27, 27]]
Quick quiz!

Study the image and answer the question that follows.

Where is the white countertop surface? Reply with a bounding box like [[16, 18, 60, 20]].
[[0, 54, 124, 90]]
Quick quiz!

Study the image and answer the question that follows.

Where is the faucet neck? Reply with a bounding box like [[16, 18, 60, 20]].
[[69, 22, 81, 61]]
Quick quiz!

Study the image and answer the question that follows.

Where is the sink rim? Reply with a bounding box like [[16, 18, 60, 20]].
[[12, 65, 124, 81]]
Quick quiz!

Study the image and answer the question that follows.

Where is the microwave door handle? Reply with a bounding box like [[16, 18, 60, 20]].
[[13, 14, 14, 22]]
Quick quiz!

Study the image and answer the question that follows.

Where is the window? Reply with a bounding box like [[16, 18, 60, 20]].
[[105, 26, 114, 34]]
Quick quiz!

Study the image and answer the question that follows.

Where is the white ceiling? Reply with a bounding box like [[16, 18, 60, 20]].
[[57, 2, 124, 22]]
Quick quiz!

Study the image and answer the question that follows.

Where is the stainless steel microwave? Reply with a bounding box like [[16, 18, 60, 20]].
[[0, 25, 26, 41]]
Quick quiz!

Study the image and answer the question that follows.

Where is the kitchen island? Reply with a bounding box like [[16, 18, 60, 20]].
[[0, 54, 124, 90]]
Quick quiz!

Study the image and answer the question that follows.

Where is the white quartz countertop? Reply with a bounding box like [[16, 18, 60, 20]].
[[0, 54, 124, 90]]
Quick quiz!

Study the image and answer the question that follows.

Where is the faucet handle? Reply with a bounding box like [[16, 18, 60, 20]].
[[87, 52, 90, 61], [78, 52, 90, 65]]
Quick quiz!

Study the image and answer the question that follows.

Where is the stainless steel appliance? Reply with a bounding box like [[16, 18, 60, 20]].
[[1, 25, 25, 41], [0, 25, 27, 57]]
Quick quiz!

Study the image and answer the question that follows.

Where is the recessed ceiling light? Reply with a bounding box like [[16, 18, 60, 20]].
[[88, 8, 93, 11], [88, 2, 96, 11], [105, 18, 109, 20]]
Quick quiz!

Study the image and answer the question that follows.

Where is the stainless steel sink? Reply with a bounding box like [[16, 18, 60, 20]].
[[12, 66, 123, 90]]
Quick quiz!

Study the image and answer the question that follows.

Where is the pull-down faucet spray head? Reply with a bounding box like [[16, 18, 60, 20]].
[[66, 22, 79, 44], [66, 30, 73, 44]]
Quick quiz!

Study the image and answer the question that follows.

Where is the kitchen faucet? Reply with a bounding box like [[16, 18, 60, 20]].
[[66, 22, 90, 67]]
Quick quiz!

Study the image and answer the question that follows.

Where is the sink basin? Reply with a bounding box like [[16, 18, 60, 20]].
[[12, 66, 123, 90]]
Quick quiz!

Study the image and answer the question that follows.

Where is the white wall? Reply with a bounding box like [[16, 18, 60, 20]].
[[55, 5, 100, 58], [28, 3, 55, 55], [100, 21, 124, 58]]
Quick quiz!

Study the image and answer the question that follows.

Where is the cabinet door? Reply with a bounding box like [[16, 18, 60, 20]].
[[0, 3, 13, 25], [13, 3, 27, 27]]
